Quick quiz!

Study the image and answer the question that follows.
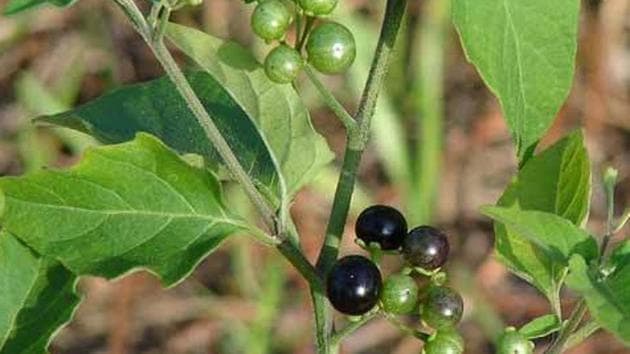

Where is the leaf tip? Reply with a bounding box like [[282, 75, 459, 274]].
[[479, 205, 500, 217]]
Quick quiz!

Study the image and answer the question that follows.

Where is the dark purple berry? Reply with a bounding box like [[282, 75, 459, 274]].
[[402, 226, 450, 270], [326, 255, 382, 315], [356, 205, 407, 250]]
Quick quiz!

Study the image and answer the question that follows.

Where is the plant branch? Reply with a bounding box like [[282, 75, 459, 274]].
[[330, 311, 380, 348], [277, 239, 324, 291], [353, 0, 408, 148], [545, 301, 587, 354], [296, 16, 315, 52], [310, 0, 408, 352], [383, 313, 430, 342], [113, 0, 278, 232], [563, 321, 600, 352], [304, 66, 358, 136]]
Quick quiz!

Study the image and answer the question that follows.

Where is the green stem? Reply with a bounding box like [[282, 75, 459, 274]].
[[296, 16, 315, 52], [353, 0, 408, 149], [330, 311, 380, 348], [277, 240, 324, 292], [310, 0, 408, 352], [545, 301, 587, 354], [383, 313, 430, 342], [304, 65, 358, 135], [563, 321, 600, 352]]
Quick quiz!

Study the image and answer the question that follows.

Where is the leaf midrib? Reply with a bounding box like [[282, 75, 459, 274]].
[[7, 196, 236, 224]]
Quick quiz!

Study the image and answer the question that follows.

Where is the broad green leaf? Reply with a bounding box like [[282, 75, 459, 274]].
[[518, 314, 561, 339], [482, 207, 597, 264], [491, 131, 590, 308], [0, 231, 80, 354], [567, 255, 630, 344], [166, 23, 333, 199], [3, 0, 74, 15], [452, 0, 580, 161], [39, 71, 284, 204], [0, 133, 244, 286]]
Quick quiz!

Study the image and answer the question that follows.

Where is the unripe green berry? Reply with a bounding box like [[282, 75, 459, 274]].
[[496, 328, 534, 354], [251, 0, 292, 41], [422, 286, 464, 330], [423, 329, 464, 354], [297, 0, 338, 16], [264, 44, 303, 84], [380, 274, 419, 315], [306, 22, 356, 75]]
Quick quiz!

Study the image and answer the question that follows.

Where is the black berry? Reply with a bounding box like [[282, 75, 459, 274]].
[[402, 226, 450, 270], [355, 205, 407, 250], [326, 255, 382, 316]]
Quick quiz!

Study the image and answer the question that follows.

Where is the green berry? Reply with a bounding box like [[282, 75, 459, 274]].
[[264, 45, 303, 84], [306, 22, 356, 75], [496, 328, 534, 354], [297, 0, 338, 15], [423, 329, 464, 354], [380, 274, 419, 315], [251, 0, 292, 41], [422, 286, 464, 330]]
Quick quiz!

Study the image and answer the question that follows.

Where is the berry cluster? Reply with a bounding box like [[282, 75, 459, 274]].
[[326, 205, 464, 353], [249, 0, 356, 83]]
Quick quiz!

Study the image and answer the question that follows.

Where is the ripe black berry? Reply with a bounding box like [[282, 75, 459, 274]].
[[326, 255, 382, 316], [422, 286, 464, 329], [402, 226, 449, 270], [355, 205, 407, 250]]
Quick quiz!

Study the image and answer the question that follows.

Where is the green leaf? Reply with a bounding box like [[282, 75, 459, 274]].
[[452, 0, 580, 161], [39, 71, 285, 204], [482, 207, 597, 264], [0, 133, 244, 286], [518, 314, 561, 339], [567, 255, 630, 345], [165, 23, 333, 199], [491, 131, 591, 308], [4, 0, 75, 15], [0, 231, 80, 354]]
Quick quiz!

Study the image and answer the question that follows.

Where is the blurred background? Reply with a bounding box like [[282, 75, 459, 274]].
[[0, 0, 629, 352]]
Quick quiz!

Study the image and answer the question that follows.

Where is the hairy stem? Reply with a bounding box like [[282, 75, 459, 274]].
[[310, 0, 408, 352]]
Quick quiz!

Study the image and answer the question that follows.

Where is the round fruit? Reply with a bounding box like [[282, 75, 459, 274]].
[[297, 0, 338, 15], [402, 226, 450, 270], [422, 286, 464, 329], [326, 255, 382, 316], [264, 45, 303, 83], [380, 274, 419, 314], [251, 0, 292, 41], [306, 22, 356, 74], [423, 329, 464, 354], [356, 205, 407, 250], [496, 328, 534, 354]]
